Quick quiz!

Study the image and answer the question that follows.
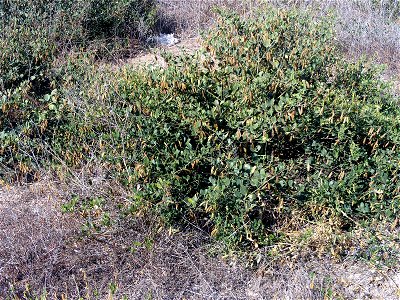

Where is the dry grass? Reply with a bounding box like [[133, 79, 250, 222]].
[[157, 0, 400, 81], [2, 175, 400, 299], [302, 0, 400, 79], [0, 179, 79, 298], [157, 0, 261, 34]]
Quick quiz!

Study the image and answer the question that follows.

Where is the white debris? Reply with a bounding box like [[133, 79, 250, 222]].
[[147, 33, 179, 46]]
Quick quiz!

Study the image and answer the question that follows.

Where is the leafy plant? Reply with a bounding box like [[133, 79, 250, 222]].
[[0, 0, 158, 179], [111, 9, 400, 248], [83, 0, 157, 40], [1, 6, 400, 251]]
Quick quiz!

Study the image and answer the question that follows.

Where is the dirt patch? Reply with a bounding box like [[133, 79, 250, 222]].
[[119, 36, 201, 69], [1, 179, 400, 299], [0, 180, 79, 297]]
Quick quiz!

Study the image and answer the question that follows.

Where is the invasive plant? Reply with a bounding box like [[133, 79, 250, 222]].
[[111, 9, 400, 248], [1, 6, 400, 250], [83, 0, 157, 40], [0, 0, 158, 89], [0, 0, 158, 179]]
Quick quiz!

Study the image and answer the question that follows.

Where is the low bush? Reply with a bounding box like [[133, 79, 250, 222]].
[[83, 0, 157, 40], [0, 0, 157, 179], [0, 0, 157, 88], [2, 6, 400, 250], [91, 9, 400, 249]]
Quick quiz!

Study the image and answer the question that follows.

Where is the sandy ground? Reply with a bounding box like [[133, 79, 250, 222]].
[[116, 35, 201, 69]]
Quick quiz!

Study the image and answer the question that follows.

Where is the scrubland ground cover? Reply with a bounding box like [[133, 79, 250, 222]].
[[1, 0, 400, 299]]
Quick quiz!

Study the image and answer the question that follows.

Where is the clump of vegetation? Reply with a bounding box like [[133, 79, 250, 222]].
[[112, 10, 400, 249], [0, 0, 157, 180], [83, 0, 157, 40], [0, 0, 157, 90], [2, 2, 400, 299], [1, 4, 400, 251]]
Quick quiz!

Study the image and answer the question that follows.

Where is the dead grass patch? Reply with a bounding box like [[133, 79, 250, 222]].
[[2, 175, 400, 299]]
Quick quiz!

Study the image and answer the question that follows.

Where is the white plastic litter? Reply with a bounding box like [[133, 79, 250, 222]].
[[147, 33, 179, 46]]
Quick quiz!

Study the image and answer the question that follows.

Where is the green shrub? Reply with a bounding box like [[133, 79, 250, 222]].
[[110, 9, 400, 248], [1, 7, 400, 250], [0, 84, 71, 179], [0, 0, 157, 179], [0, 0, 157, 89], [83, 0, 157, 40]]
